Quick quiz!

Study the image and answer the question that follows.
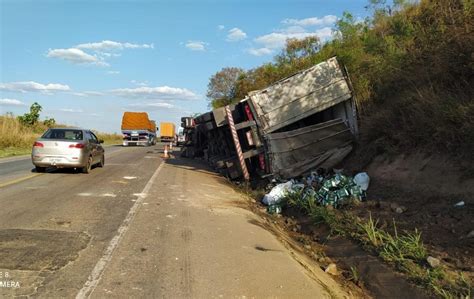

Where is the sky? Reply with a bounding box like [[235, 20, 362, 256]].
[[0, 0, 369, 133]]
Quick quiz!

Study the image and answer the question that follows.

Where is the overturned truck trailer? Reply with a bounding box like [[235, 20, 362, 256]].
[[190, 56, 358, 180]]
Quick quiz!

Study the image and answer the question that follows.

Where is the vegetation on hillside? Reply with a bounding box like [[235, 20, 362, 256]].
[[207, 0, 473, 157]]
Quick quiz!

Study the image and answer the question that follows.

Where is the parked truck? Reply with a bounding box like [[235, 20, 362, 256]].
[[121, 112, 157, 146], [159, 122, 176, 142], [182, 57, 358, 181]]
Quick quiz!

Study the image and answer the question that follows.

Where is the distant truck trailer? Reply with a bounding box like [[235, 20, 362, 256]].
[[121, 112, 157, 146], [160, 122, 176, 142]]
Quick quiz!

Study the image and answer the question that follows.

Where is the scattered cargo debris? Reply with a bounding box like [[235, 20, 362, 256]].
[[261, 172, 368, 214]]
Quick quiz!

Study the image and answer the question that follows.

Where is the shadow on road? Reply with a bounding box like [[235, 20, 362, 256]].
[[163, 152, 224, 178], [30, 165, 102, 174]]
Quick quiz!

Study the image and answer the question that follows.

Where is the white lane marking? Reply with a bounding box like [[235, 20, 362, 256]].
[[78, 193, 93, 197], [102, 193, 117, 198], [133, 193, 146, 198], [76, 162, 164, 299], [123, 176, 137, 180]]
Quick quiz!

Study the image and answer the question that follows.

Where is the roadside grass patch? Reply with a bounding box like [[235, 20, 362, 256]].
[[348, 266, 362, 286]]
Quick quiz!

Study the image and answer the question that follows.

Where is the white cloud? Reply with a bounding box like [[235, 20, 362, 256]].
[[111, 86, 200, 101], [245, 15, 337, 56], [282, 15, 338, 27], [246, 47, 273, 56], [185, 41, 207, 51], [128, 102, 175, 110], [47, 48, 108, 66], [131, 80, 149, 87], [58, 108, 84, 113], [76, 40, 154, 50], [315, 27, 333, 41], [254, 26, 334, 49], [217, 25, 225, 30], [107, 70, 120, 75], [226, 28, 247, 42], [47, 40, 153, 67], [70, 91, 104, 97], [0, 98, 27, 106], [0, 81, 71, 93], [100, 52, 122, 58]]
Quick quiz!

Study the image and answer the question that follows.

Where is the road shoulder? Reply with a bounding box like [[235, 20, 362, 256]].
[[88, 156, 348, 298]]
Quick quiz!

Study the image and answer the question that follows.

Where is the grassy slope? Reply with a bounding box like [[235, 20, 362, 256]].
[[0, 115, 122, 158]]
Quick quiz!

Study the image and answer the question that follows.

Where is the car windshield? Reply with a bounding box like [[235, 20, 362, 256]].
[[42, 129, 84, 140]]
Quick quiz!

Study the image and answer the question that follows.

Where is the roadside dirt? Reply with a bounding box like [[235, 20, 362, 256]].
[[346, 152, 474, 280], [351, 183, 474, 279]]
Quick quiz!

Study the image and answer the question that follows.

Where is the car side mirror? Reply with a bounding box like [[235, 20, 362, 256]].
[[99, 139, 104, 144]]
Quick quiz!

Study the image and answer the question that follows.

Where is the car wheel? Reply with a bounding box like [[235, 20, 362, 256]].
[[98, 155, 105, 168], [82, 156, 92, 174], [35, 166, 46, 173]]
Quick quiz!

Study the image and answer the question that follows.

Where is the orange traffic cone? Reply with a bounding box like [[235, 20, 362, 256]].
[[163, 145, 169, 159]]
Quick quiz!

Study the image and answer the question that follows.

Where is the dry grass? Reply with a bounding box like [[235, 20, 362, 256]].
[[0, 115, 44, 151], [94, 132, 123, 145], [0, 114, 122, 157]]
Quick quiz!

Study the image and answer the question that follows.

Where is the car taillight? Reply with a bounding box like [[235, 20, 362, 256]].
[[33, 141, 44, 148], [69, 143, 85, 149]]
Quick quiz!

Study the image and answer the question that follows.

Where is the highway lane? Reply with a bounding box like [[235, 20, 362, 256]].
[[0, 144, 164, 297]]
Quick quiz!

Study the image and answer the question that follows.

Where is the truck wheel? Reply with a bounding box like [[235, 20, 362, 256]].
[[82, 156, 92, 174]]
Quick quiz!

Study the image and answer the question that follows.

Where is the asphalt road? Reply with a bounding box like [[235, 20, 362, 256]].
[[0, 144, 345, 298]]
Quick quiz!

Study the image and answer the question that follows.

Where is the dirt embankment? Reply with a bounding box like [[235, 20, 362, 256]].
[[346, 151, 474, 278], [248, 150, 474, 298]]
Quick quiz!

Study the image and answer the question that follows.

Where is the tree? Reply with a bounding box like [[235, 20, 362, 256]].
[[206, 67, 244, 108], [17, 102, 42, 126], [43, 117, 56, 127], [275, 36, 321, 66]]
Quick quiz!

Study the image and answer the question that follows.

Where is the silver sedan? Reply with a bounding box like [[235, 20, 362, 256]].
[[32, 128, 105, 173]]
